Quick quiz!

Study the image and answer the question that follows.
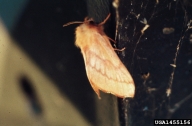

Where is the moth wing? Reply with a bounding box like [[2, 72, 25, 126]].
[[81, 32, 135, 98]]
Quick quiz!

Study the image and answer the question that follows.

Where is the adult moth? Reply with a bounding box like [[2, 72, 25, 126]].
[[63, 14, 135, 98]]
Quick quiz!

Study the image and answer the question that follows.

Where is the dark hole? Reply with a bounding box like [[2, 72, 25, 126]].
[[19, 76, 43, 115], [20, 77, 35, 97]]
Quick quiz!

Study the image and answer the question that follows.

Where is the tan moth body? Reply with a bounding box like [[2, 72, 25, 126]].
[[64, 14, 135, 98]]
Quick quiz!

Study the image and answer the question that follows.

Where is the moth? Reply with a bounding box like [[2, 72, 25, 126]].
[[63, 14, 135, 98]]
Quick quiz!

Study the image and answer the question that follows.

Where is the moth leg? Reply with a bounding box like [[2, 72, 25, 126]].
[[89, 80, 101, 99], [114, 47, 126, 52], [107, 37, 116, 43], [84, 17, 94, 22]]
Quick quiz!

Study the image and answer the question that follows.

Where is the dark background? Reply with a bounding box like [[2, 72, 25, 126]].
[[1, 0, 192, 126]]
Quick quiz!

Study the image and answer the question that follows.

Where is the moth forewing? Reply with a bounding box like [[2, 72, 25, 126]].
[[64, 14, 135, 98]]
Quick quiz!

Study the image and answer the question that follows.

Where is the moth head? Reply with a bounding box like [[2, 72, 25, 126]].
[[63, 13, 110, 27], [63, 14, 110, 35], [63, 17, 97, 28]]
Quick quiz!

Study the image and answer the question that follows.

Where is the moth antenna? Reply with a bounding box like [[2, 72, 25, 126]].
[[63, 21, 83, 27], [99, 13, 111, 25]]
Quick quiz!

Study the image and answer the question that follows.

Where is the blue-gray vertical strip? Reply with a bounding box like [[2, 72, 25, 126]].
[[0, 0, 29, 31]]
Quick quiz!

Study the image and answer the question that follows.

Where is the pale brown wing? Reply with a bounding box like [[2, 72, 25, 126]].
[[81, 32, 135, 98]]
